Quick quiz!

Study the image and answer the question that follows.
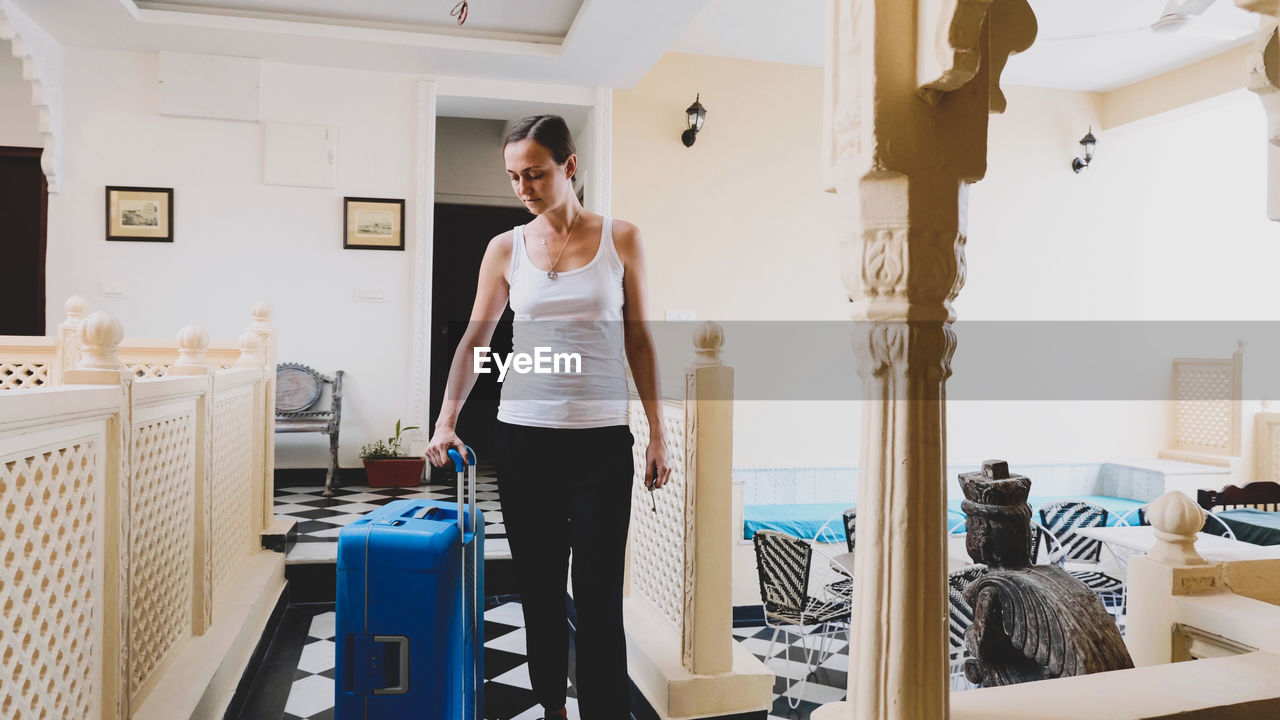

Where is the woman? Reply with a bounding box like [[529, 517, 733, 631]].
[[425, 114, 671, 719]]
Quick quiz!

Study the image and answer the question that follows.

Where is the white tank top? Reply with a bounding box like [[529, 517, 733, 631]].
[[496, 217, 629, 429]]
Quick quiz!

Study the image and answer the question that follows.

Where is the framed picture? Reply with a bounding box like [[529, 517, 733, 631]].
[[106, 186, 173, 242], [344, 197, 405, 250]]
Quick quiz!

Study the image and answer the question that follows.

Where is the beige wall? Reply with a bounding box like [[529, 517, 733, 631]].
[[613, 52, 1271, 470], [613, 52, 845, 323]]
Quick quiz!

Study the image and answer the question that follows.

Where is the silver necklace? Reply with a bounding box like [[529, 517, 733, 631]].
[[537, 210, 582, 280]]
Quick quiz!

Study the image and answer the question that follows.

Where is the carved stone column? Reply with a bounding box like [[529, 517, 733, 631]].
[[1237, 1, 1280, 219], [815, 1, 1035, 718]]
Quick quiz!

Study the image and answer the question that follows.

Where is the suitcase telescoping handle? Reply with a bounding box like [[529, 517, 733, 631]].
[[446, 446, 477, 538], [446, 445, 480, 718]]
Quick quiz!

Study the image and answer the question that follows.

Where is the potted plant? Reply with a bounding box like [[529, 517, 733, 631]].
[[359, 419, 425, 488]]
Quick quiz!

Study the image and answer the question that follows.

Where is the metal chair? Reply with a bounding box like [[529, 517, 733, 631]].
[[753, 529, 850, 709], [275, 362, 344, 496], [817, 509, 856, 602], [947, 563, 987, 691], [1037, 501, 1124, 614]]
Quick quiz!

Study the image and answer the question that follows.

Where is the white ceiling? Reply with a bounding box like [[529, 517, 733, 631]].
[[141, 0, 581, 36], [8, 0, 1269, 94], [671, 0, 1265, 93], [11, 0, 710, 88]]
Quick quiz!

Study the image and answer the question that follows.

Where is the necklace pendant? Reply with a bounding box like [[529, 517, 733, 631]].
[[547, 270, 558, 280]]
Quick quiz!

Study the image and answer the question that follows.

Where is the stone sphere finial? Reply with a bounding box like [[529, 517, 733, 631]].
[[691, 321, 724, 367], [233, 331, 266, 368], [77, 312, 124, 370], [171, 325, 211, 373], [1147, 491, 1207, 567], [64, 295, 89, 320], [177, 325, 210, 353], [252, 301, 273, 325]]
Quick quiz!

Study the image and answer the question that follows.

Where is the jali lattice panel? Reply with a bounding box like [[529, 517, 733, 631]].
[[628, 401, 687, 629], [1174, 367, 1232, 452], [129, 412, 194, 702], [0, 443, 98, 720], [211, 388, 254, 594], [128, 364, 169, 380], [0, 363, 48, 391]]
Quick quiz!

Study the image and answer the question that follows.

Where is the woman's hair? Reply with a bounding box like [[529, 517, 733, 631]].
[[504, 115, 576, 179]]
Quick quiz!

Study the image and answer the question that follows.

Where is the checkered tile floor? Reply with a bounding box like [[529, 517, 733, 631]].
[[282, 600, 583, 720], [278, 602, 853, 720], [274, 464, 509, 563]]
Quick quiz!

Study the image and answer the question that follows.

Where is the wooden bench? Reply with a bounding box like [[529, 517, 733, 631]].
[[275, 362, 344, 496]]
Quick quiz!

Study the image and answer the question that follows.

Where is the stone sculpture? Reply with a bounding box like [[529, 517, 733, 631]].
[[960, 459, 1134, 686]]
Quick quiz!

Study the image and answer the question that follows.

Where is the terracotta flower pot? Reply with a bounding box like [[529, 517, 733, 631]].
[[362, 457, 426, 488]]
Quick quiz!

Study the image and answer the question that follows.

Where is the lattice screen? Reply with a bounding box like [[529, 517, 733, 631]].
[[129, 413, 194, 701], [211, 389, 254, 594], [0, 363, 48, 390], [1174, 367, 1233, 451], [128, 364, 170, 380], [628, 401, 687, 629], [0, 443, 98, 720], [1270, 424, 1280, 484]]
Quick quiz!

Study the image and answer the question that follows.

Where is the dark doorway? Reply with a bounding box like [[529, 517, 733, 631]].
[[0, 147, 47, 335], [429, 202, 533, 480]]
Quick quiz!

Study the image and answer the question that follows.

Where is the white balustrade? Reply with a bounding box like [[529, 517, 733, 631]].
[[624, 322, 772, 718], [0, 302, 279, 719]]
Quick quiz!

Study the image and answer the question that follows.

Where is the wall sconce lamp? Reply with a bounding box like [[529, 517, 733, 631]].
[[1071, 127, 1097, 173], [682, 94, 707, 147]]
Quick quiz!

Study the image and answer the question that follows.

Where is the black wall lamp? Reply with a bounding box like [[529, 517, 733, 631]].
[[682, 94, 707, 147], [1072, 127, 1097, 173]]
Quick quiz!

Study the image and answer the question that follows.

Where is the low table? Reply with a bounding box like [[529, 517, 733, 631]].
[[1076, 526, 1280, 565], [830, 537, 978, 577]]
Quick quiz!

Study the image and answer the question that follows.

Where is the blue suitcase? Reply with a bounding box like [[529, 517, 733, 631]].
[[336, 446, 484, 719]]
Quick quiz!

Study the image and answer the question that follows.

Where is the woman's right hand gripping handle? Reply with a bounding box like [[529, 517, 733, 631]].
[[425, 426, 470, 469]]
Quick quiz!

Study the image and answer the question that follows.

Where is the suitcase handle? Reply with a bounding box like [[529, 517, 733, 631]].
[[446, 446, 476, 472], [446, 446, 481, 718], [371, 635, 410, 695]]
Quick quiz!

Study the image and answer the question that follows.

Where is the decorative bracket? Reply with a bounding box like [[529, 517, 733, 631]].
[[0, 0, 63, 193], [917, 0, 1037, 112]]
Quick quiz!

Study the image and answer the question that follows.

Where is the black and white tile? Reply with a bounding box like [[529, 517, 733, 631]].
[[273, 464, 509, 564], [267, 603, 853, 720], [279, 598, 584, 720]]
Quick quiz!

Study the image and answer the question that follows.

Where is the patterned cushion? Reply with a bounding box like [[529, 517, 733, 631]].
[[765, 596, 850, 625], [1069, 570, 1123, 594], [948, 565, 986, 658], [824, 577, 853, 601], [1039, 501, 1109, 563]]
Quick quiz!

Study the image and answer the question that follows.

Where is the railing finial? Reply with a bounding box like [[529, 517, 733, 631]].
[[76, 312, 124, 371], [691, 321, 724, 367], [1147, 491, 1208, 566], [170, 325, 212, 375], [251, 300, 273, 328], [64, 295, 88, 320], [234, 332, 266, 369]]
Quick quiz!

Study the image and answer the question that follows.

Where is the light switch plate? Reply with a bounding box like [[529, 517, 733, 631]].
[[665, 309, 696, 321], [99, 283, 126, 298], [353, 289, 387, 302]]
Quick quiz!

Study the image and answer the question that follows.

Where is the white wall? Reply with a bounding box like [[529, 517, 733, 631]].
[[42, 45, 1277, 476], [0, 40, 42, 148], [46, 48, 421, 469]]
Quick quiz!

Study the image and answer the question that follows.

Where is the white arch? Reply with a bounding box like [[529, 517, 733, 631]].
[[0, 0, 62, 193]]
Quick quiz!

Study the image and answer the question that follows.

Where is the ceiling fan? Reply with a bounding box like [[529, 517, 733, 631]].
[[1041, 0, 1248, 43]]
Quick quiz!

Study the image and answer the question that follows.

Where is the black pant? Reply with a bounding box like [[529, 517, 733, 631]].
[[494, 420, 635, 718]]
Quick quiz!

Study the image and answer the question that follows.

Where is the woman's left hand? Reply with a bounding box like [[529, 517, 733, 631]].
[[646, 438, 672, 490]]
